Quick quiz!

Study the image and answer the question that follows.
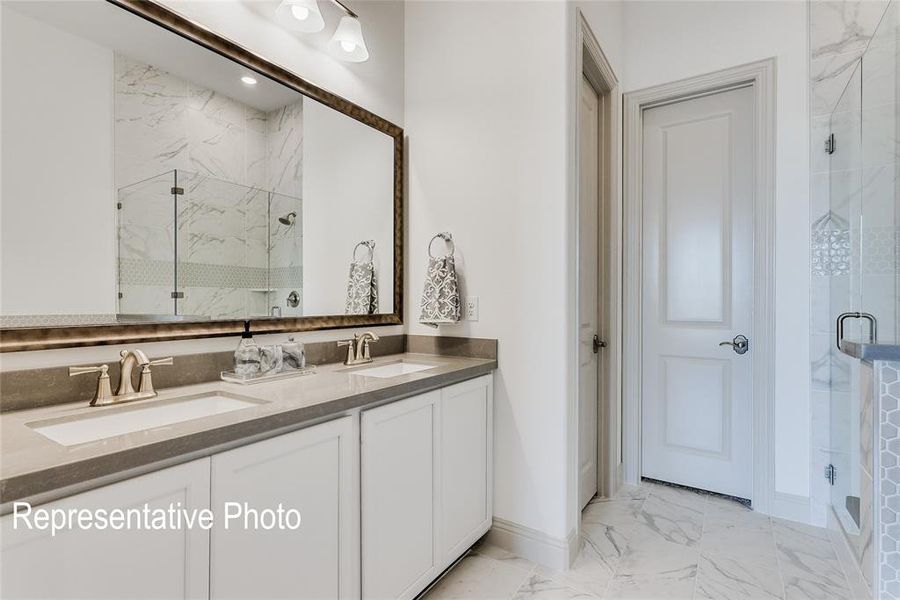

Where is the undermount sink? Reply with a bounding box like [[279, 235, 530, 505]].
[[29, 392, 265, 446], [349, 361, 436, 379]]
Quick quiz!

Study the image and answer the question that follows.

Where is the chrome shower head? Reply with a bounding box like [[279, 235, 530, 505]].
[[278, 212, 296, 226]]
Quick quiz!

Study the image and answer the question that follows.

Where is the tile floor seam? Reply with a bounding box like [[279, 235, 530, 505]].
[[827, 530, 860, 600], [512, 563, 538, 599], [690, 492, 709, 600], [770, 516, 789, 600], [600, 487, 649, 598]]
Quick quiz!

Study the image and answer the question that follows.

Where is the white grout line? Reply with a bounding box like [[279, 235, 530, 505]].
[[597, 485, 651, 599], [770, 516, 788, 600]]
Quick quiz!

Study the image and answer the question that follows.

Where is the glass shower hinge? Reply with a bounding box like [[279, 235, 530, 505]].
[[825, 464, 836, 485]]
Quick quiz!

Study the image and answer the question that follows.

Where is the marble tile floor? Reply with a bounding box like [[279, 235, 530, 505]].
[[424, 481, 868, 600]]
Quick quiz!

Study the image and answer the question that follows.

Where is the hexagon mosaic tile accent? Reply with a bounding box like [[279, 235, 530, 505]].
[[879, 361, 900, 598]]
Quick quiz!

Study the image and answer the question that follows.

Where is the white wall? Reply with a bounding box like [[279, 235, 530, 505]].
[[620, 1, 811, 502], [302, 99, 394, 315], [0, 5, 116, 316], [0, 0, 405, 370], [405, 0, 624, 544]]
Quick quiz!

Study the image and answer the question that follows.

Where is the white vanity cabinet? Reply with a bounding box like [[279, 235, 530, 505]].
[[361, 375, 493, 600], [209, 415, 359, 600], [0, 458, 211, 600], [1, 372, 493, 600]]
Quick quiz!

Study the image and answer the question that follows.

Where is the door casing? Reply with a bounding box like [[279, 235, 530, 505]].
[[623, 59, 777, 514], [572, 10, 623, 523]]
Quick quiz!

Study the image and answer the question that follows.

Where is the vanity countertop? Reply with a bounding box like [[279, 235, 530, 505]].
[[0, 353, 496, 505]]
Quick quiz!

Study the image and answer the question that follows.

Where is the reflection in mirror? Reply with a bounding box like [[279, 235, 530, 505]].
[[1, 0, 395, 329]]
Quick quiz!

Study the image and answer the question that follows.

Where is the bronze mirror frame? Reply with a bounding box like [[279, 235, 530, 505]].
[[0, 0, 403, 353]]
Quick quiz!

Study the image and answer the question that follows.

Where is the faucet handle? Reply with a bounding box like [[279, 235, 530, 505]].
[[68, 364, 109, 377], [69, 364, 113, 406], [337, 339, 355, 365], [138, 357, 173, 394]]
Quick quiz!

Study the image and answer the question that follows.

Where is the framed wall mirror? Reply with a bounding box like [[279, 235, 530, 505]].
[[0, 0, 403, 352]]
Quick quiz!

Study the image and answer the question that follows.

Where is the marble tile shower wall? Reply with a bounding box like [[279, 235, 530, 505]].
[[809, 0, 890, 528], [114, 55, 303, 319]]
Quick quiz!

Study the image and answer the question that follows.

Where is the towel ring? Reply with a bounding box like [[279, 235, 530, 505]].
[[352, 240, 375, 263], [428, 232, 454, 258]]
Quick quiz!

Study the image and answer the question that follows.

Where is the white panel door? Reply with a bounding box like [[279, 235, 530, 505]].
[[641, 86, 754, 500], [579, 74, 601, 508], [362, 391, 440, 600], [1, 459, 210, 600], [440, 375, 493, 560], [210, 416, 359, 600]]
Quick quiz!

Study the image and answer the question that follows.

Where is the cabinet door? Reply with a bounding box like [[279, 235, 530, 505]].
[[439, 374, 493, 562], [1, 458, 210, 600], [362, 391, 440, 600], [210, 416, 359, 600]]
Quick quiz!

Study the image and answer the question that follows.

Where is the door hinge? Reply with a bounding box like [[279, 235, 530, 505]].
[[116, 202, 123, 210], [825, 133, 836, 155], [171, 186, 184, 196], [171, 291, 184, 299], [825, 463, 836, 485]]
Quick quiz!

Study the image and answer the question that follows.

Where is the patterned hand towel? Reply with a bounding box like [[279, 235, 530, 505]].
[[346, 242, 378, 315], [419, 234, 460, 327]]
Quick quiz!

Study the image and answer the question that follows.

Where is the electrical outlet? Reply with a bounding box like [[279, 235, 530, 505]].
[[464, 296, 479, 321]]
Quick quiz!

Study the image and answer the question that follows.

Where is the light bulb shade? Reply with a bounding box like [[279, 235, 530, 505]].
[[275, 0, 324, 33], [329, 15, 369, 62]]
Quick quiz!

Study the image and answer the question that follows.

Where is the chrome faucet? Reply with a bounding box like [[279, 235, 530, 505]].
[[337, 332, 380, 366], [69, 348, 173, 406]]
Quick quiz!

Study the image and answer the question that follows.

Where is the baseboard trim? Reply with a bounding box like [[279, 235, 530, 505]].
[[770, 491, 811, 523], [485, 517, 577, 570]]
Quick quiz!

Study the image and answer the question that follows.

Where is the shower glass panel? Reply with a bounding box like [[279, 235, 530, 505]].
[[861, 2, 900, 345], [176, 172, 271, 321], [117, 171, 178, 317], [829, 61, 862, 532], [116, 170, 302, 321]]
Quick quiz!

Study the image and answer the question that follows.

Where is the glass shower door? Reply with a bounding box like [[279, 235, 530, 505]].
[[117, 170, 178, 317], [828, 61, 862, 532]]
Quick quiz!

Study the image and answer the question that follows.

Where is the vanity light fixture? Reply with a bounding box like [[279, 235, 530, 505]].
[[240, 75, 258, 85], [329, 13, 369, 63], [275, 0, 369, 63], [275, 0, 325, 33]]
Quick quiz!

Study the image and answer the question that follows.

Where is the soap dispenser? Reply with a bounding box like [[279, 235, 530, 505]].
[[234, 321, 261, 377]]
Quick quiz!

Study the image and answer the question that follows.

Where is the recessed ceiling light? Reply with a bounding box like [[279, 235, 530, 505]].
[[241, 75, 258, 86]]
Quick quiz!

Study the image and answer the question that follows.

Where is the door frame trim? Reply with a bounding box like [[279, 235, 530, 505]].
[[622, 59, 776, 514], [569, 8, 622, 546]]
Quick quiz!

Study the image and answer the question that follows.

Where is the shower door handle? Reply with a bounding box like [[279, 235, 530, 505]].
[[836, 312, 877, 350], [719, 334, 749, 355]]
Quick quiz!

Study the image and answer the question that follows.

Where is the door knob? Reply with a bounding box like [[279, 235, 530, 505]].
[[593, 334, 607, 354], [719, 334, 749, 355]]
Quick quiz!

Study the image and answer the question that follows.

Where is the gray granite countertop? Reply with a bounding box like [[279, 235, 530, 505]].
[[839, 340, 900, 362], [0, 353, 495, 505]]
